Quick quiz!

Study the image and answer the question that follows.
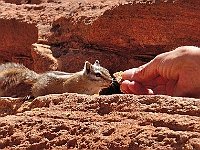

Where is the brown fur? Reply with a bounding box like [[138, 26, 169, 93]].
[[0, 61, 112, 97]]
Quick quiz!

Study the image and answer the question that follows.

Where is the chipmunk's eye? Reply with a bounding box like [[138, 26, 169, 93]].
[[95, 73, 102, 77]]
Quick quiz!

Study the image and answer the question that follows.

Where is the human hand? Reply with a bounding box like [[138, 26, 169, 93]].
[[120, 46, 200, 98]]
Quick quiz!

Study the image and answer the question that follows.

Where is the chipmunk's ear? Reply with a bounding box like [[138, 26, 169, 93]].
[[94, 60, 100, 67], [84, 61, 92, 74]]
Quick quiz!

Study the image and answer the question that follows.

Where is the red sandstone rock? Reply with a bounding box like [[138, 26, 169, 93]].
[[31, 43, 60, 73], [0, 94, 200, 149], [0, 18, 38, 68], [0, 0, 200, 73], [0, 0, 200, 149]]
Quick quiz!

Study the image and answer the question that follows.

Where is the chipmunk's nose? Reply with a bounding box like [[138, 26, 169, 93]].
[[111, 78, 115, 83]]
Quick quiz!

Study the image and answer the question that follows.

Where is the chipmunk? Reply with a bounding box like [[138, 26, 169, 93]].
[[0, 60, 113, 98]]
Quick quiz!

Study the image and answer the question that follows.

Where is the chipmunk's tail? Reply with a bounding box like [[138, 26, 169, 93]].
[[0, 63, 39, 95]]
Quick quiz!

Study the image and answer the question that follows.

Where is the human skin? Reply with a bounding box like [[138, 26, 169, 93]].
[[120, 46, 200, 98]]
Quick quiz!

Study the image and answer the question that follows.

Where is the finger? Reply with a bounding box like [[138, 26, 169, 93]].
[[122, 58, 160, 83], [121, 80, 150, 95], [120, 80, 133, 94], [166, 79, 177, 96], [155, 76, 168, 85], [127, 81, 150, 95], [122, 68, 138, 81], [152, 85, 167, 95], [142, 76, 168, 88]]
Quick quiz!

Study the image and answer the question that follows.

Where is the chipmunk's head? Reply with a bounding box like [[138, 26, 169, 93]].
[[83, 60, 112, 89]]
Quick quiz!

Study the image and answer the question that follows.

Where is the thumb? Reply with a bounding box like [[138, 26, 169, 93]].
[[122, 58, 160, 82]]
